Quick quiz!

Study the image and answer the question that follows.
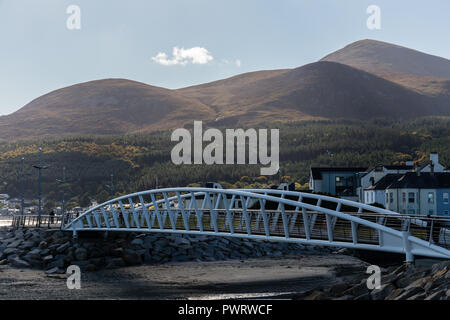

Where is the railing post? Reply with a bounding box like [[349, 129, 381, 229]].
[[402, 231, 414, 263]]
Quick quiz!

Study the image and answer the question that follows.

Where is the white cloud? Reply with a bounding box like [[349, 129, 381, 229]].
[[152, 46, 213, 66]]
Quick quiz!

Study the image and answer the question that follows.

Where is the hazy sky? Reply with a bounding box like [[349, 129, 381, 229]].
[[0, 0, 449, 115]]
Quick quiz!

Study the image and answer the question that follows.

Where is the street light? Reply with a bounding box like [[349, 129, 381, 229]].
[[56, 166, 69, 226], [32, 148, 49, 227], [21, 158, 24, 216]]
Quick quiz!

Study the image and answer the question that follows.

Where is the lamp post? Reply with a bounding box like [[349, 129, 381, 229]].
[[56, 166, 67, 226], [21, 158, 24, 216], [32, 148, 49, 227]]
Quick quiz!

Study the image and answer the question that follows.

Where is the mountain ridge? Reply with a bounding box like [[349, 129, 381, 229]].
[[1, 39, 450, 141]]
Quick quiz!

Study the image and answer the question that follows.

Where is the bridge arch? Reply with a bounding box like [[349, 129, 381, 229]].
[[61, 187, 450, 261]]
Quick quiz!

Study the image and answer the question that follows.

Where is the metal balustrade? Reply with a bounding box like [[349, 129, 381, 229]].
[[60, 188, 450, 262]]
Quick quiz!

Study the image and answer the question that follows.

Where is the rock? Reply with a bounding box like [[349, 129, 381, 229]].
[[10, 257, 31, 268], [343, 281, 369, 297], [386, 288, 404, 300], [111, 248, 123, 257], [407, 292, 427, 300], [0, 259, 7, 265], [56, 241, 71, 253], [39, 241, 48, 249], [123, 249, 142, 265], [354, 292, 371, 300], [3, 248, 18, 256], [42, 255, 54, 263], [70, 260, 89, 267], [395, 271, 426, 288], [395, 286, 423, 300], [28, 248, 41, 260], [131, 238, 144, 247], [425, 290, 446, 300], [21, 240, 36, 249], [370, 284, 395, 300], [47, 257, 65, 269], [45, 267, 64, 275], [304, 291, 327, 300], [7, 240, 22, 248], [431, 260, 450, 274], [111, 258, 126, 267], [328, 282, 350, 297], [85, 264, 97, 271], [74, 248, 88, 261]]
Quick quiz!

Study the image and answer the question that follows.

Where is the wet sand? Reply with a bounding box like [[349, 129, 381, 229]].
[[0, 254, 368, 300]]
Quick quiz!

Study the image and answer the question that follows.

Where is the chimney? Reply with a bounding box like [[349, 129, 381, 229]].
[[416, 165, 421, 177], [430, 152, 439, 166], [430, 162, 434, 175]]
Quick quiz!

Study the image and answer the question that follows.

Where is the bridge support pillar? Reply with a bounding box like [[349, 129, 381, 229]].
[[72, 228, 78, 239], [402, 231, 414, 263]]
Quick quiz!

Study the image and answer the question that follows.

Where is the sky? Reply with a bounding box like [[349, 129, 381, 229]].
[[0, 0, 449, 115]]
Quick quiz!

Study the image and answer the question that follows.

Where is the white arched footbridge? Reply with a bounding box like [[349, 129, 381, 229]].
[[61, 188, 450, 262]]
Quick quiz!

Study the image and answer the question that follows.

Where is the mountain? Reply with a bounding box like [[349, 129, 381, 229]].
[[179, 61, 444, 124], [1, 40, 450, 141], [321, 39, 450, 98], [0, 79, 215, 140]]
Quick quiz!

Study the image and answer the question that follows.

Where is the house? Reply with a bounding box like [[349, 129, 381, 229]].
[[363, 174, 403, 206], [384, 172, 450, 216], [0, 194, 9, 205], [309, 167, 367, 201], [358, 164, 414, 202]]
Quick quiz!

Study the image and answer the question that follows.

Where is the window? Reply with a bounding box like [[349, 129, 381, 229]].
[[444, 193, 449, 204], [408, 192, 415, 203], [386, 193, 389, 204], [428, 192, 434, 204], [408, 209, 415, 215], [389, 192, 394, 204], [429, 210, 434, 215], [444, 210, 449, 216], [402, 192, 406, 203], [335, 176, 353, 196]]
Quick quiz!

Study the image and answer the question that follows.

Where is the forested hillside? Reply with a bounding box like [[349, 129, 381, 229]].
[[0, 117, 449, 210]]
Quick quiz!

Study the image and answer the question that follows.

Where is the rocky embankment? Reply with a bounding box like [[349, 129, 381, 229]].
[[297, 260, 450, 300], [0, 227, 330, 274], [1, 227, 448, 300]]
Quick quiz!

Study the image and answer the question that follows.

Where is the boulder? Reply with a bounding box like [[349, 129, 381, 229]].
[[56, 242, 71, 253], [131, 238, 144, 247], [304, 291, 327, 300], [425, 290, 446, 300], [123, 249, 142, 265], [395, 286, 423, 300], [370, 284, 395, 300], [3, 248, 18, 256], [74, 247, 88, 261], [10, 257, 31, 268]]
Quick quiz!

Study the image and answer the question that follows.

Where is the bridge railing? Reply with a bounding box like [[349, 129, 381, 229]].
[[61, 188, 450, 261], [11, 214, 63, 228]]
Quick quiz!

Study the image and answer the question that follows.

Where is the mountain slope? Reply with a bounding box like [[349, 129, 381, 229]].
[[321, 39, 450, 79], [179, 61, 445, 124], [0, 79, 216, 140], [321, 39, 450, 98]]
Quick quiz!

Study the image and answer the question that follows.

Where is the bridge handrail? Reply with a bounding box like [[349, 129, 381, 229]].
[[63, 187, 405, 238]]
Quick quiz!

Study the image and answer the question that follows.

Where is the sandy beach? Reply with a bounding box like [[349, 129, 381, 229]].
[[0, 254, 368, 300]]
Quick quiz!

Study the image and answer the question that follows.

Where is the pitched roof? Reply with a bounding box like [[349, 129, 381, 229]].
[[365, 174, 404, 190], [386, 172, 450, 189]]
